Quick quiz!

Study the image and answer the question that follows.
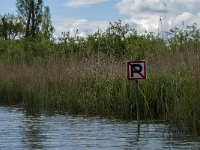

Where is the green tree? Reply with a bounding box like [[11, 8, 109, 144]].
[[105, 20, 136, 57], [16, 0, 43, 38], [0, 14, 23, 40], [41, 6, 54, 39]]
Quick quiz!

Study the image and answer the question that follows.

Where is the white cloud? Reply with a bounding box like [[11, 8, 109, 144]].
[[64, 0, 110, 8], [174, 12, 194, 26], [52, 0, 200, 37], [116, 0, 200, 33], [52, 16, 109, 37], [117, 0, 168, 16]]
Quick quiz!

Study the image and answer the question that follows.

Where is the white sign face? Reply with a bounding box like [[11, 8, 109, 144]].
[[127, 61, 146, 80]]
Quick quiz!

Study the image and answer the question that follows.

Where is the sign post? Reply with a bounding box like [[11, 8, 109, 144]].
[[127, 60, 146, 128]]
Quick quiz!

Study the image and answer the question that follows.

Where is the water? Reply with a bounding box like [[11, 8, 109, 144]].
[[0, 106, 200, 150]]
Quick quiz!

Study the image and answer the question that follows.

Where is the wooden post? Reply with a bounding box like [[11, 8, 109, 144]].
[[135, 80, 140, 128]]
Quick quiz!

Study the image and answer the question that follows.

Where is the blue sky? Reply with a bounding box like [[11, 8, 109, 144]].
[[1, 0, 200, 36]]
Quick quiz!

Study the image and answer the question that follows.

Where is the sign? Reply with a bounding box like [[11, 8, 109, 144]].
[[127, 60, 146, 80]]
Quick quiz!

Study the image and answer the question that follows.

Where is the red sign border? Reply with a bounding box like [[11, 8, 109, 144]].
[[127, 60, 146, 80]]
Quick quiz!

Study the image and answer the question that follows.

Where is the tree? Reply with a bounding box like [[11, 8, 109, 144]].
[[0, 14, 23, 40], [104, 20, 135, 57], [16, 0, 43, 38], [41, 6, 54, 39]]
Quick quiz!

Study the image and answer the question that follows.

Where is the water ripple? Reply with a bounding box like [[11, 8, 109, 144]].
[[0, 106, 200, 150]]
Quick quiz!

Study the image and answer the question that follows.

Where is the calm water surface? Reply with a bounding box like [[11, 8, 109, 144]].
[[0, 106, 200, 150]]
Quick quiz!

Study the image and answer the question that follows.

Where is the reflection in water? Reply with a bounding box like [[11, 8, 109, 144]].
[[0, 106, 200, 150], [21, 114, 45, 150]]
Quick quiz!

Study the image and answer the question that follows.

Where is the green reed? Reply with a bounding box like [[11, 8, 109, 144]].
[[0, 56, 199, 133], [0, 23, 200, 134]]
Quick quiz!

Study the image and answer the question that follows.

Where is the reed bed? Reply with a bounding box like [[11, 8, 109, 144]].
[[0, 48, 200, 134], [0, 22, 200, 134]]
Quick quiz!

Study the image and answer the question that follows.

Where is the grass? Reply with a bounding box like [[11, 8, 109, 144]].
[[0, 22, 200, 134], [0, 48, 200, 134]]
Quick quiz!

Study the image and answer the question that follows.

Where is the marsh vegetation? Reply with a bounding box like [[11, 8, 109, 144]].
[[0, 0, 200, 135]]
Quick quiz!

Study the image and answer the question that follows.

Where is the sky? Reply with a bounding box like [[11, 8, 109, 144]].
[[0, 0, 200, 37]]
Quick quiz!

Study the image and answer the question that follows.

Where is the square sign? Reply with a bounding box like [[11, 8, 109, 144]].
[[127, 60, 146, 80]]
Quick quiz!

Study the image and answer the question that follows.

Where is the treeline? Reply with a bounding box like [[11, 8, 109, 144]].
[[0, 0, 54, 40], [0, 1, 200, 60], [1, 21, 200, 60]]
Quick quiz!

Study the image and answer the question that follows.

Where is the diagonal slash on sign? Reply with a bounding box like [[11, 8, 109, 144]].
[[133, 66, 145, 78]]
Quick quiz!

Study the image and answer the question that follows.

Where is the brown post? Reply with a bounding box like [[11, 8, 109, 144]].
[[135, 80, 140, 129]]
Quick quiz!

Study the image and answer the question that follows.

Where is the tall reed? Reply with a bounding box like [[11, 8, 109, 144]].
[[0, 48, 199, 135], [0, 22, 200, 134]]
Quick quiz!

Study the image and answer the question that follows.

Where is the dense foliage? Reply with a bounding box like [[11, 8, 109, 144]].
[[0, 0, 200, 135]]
